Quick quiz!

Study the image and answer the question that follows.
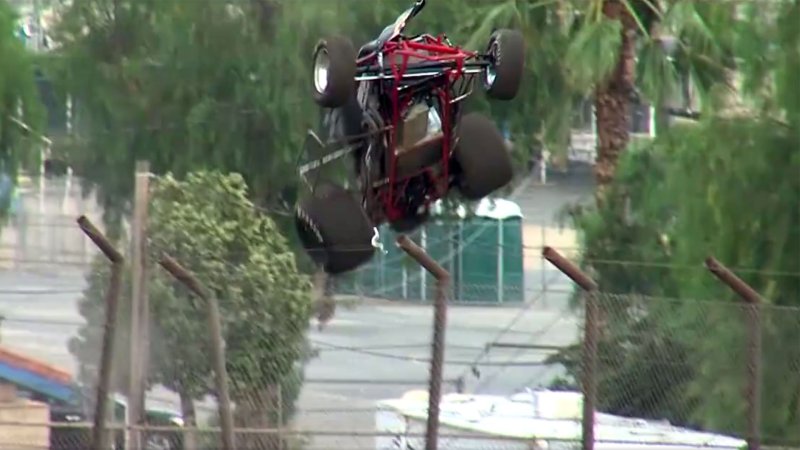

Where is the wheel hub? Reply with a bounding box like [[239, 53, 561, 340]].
[[484, 41, 499, 89], [313, 49, 330, 94]]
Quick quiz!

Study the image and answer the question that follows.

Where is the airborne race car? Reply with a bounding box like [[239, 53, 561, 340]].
[[295, 0, 525, 275]]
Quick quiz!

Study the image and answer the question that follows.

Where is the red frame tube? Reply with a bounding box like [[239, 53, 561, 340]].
[[360, 34, 476, 223]]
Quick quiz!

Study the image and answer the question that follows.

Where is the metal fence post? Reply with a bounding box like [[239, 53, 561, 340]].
[[497, 218, 504, 304], [397, 235, 450, 450], [159, 254, 236, 450], [543, 246, 599, 450], [705, 257, 762, 450], [77, 215, 124, 450]]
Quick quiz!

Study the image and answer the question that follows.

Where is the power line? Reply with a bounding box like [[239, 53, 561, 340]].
[[472, 307, 575, 393], [452, 272, 563, 384], [0, 288, 84, 295], [308, 339, 551, 367]]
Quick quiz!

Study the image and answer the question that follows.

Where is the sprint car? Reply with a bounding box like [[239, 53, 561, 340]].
[[295, 0, 525, 274]]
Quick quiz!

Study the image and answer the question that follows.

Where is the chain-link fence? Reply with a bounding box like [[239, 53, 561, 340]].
[[2, 190, 799, 450], [0, 421, 555, 449], [569, 293, 800, 450], [4, 270, 799, 449]]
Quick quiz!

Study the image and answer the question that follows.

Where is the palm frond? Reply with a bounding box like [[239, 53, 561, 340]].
[[464, 0, 518, 50], [637, 37, 679, 106], [620, 0, 651, 37], [563, 18, 622, 93]]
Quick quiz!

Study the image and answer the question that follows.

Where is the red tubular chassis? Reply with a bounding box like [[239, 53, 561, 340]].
[[353, 34, 489, 223], [295, 0, 524, 275]]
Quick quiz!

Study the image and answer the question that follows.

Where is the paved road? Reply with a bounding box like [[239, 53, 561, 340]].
[[0, 267, 581, 449], [0, 270, 85, 375], [298, 299, 580, 426], [0, 270, 210, 415]]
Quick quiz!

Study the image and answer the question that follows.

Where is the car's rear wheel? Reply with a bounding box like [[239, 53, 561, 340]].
[[312, 36, 357, 108], [295, 182, 375, 274], [483, 29, 525, 101], [453, 113, 513, 200]]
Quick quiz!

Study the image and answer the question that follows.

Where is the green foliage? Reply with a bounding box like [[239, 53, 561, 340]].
[[46, 0, 327, 233], [456, 0, 577, 164], [70, 171, 313, 431], [652, 115, 799, 438], [146, 171, 313, 435], [554, 110, 799, 437], [564, 18, 623, 93], [547, 2, 800, 439], [462, 0, 739, 173], [43, 0, 567, 235], [0, 0, 44, 221], [552, 1, 800, 437]]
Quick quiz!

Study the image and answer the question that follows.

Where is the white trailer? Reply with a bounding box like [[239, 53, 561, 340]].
[[375, 389, 747, 450]]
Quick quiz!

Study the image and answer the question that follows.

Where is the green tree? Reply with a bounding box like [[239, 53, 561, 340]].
[[45, 0, 337, 237], [43, 0, 555, 239], [467, 0, 737, 196], [0, 0, 44, 222], [70, 171, 313, 449], [550, 0, 800, 440]]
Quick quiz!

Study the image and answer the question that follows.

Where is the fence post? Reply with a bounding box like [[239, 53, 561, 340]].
[[129, 160, 151, 450], [397, 235, 450, 450], [159, 254, 236, 450], [77, 215, 124, 450], [497, 218, 504, 304], [705, 257, 762, 450], [543, 246, 598, 450]]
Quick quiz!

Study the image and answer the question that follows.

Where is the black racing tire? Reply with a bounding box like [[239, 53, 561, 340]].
[[484, 29, 525, 101], [295, 182, 375, 274], [312, 36, 357, 108], [453, 113, 514, 200]]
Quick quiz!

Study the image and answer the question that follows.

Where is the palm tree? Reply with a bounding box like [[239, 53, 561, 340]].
[[467, 0, 738, 201]]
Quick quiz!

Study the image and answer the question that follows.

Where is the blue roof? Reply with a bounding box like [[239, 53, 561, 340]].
[[0, 360, 79, 405]]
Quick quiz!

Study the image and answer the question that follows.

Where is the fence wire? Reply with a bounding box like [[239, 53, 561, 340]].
[[0, 422, 549, 449], [2, 231, 800, 449], [4, 281, 800, 448]]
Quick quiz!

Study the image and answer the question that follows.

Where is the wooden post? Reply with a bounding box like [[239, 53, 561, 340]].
[[128, 160, 150, 450]]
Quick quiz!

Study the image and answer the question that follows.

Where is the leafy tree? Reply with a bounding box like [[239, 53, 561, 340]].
[[42, 0, 558, 239], [45, 0, 334, 238], [0, 0, 44, 222], [70, 171, 313, 449], [550, 0, 800, 440]]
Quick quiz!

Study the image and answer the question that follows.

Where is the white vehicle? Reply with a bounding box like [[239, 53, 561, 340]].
[[375, 389, 746, 450]]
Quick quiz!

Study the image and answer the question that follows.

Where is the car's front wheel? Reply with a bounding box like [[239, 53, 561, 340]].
[[483, 29, 525, 101], [312, 36, 357, 108]]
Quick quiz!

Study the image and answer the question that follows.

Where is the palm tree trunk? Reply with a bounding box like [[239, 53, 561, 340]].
[[593, 0, 638, 203]]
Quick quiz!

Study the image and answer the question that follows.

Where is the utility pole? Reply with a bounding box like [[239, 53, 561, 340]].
[[128, 161, 151, 450]]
